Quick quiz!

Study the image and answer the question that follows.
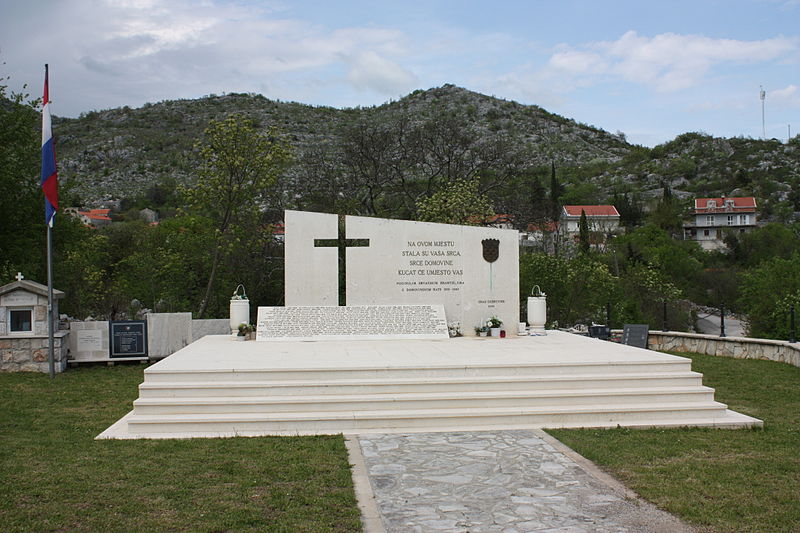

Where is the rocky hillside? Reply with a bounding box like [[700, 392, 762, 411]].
[[50, 84, 800, 221], [52, 85, 628, 202]]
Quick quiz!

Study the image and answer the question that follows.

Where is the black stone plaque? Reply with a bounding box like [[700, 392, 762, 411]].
[[622, 324, 649, 349], [109, 320, 148, 358], [589, 325, 611, 340]]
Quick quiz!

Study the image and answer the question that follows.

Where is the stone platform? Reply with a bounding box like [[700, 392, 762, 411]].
[[98, 331, 761, 439]]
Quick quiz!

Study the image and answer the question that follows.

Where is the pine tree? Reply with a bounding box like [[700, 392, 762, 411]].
[[578, 209, 590, 253]]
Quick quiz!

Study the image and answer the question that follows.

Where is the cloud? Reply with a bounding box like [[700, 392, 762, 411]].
[[770, 84, 800, 107], [1, 0, 419, 114], [345, 51, 418, 94], [546, 31, 798, 92]]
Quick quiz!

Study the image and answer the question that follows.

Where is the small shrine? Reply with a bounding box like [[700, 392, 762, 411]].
[[0, 273, 69, 373]]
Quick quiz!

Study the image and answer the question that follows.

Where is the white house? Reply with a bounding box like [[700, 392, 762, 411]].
[[561, 205, 621, 235], [683, 197, 757, 251]]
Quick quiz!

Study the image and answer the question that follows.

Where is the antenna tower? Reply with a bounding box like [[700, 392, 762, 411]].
[[760, 85, 766, 139]]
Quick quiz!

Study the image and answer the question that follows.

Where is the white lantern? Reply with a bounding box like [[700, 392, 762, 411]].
[[527, 285, 547, 334], [229, 284, 250, 335]]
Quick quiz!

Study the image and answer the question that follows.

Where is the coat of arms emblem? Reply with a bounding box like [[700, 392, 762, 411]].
[[481, 238, 499, 263]]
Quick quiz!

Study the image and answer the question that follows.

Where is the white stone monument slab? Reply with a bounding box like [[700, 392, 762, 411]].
[[69, 320, 110, 361], [77, 329, 103, 352], [191, 319, 231, 342], [256, 305, 449, 341], [147, 312, 192, 359], [284, 210, 519, 334]]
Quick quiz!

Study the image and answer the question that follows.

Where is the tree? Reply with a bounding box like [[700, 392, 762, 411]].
[[612, 191, 644, 230], [416, 178, 494, 226], [548, 161, 563, 223], [578, 210, 590, 253], [739, 253, 800, 339], [0, 68, 44, 281], [648, 182, 684, 236], [724, 223, 800, 268], [519, 251, 617, 327], [184, 115, 292, 318]]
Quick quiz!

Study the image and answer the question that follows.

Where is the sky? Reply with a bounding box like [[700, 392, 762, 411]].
[[1, 0, 798, 146]]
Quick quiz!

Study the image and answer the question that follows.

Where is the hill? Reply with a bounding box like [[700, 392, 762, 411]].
[[51, 85, 800, 221]]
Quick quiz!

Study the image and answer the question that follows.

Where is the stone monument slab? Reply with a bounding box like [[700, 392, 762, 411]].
[[147, 312, 192, 359], [622, 324, 649, 349], [284, 210, 519, 334], [191, 319, 231, 342], [69, 320, 110, 361], [256, 304, 449, 341]]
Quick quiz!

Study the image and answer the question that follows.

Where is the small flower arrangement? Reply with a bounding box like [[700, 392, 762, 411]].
[[474, 325, 489, 335], [231, 284, 248, 300], [237, 323, 254, 337], [448, 321, 462, 337], [487, 316, 503, 328]]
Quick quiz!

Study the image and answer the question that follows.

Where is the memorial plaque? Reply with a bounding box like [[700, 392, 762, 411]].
[[622, 324, 649, 349], [77, 329, 104, 352], [256, 305, 449, 341], [109, 321, 148, 358], [0, 290, 37, 306]]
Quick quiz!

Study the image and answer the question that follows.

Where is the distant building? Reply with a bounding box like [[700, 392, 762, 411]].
[[271, 222, 285, 242], [65, 208, 113, 228], [522, 220, 560, 250], [139, 208, 159, 224], [561, 205, 621, 236], [482, 214, 515, 230], [683, 197, 757, 251]]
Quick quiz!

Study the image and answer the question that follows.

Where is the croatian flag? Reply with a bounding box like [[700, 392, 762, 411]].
[[41, 64, 58, 227]]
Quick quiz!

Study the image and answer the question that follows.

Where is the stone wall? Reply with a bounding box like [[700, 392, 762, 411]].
[[645, 331, 800, 368], [0, 331, 70, 373]]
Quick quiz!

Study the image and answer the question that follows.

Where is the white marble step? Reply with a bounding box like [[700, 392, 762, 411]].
[[142, 359, 693, 382], [137, 371, 704, 398], [132, 386, 717, 415], [124, 401, 741, 435]]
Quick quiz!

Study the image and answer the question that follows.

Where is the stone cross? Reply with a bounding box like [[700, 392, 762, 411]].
[[314, 215, 370, 306], [15, 272, 24, 282]]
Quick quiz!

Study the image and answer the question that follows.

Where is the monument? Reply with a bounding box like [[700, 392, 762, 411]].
[[283, 210, 519, 334], [99, 210, 762, 439]]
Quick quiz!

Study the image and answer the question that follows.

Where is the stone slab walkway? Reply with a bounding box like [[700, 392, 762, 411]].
[[352, 430, 694, 533]]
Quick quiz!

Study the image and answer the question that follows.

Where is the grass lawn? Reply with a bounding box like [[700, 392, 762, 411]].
[[548, 352, 800, 533], [0, 364, 361, 532]]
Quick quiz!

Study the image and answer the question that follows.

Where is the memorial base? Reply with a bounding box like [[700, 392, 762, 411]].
[[98, 331, 760, 439]]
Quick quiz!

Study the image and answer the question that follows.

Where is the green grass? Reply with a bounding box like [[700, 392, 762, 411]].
[[548, 353, 800, 533], [0, 365, 361, 532]]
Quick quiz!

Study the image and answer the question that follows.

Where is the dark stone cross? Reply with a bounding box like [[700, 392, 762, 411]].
[[314, 214, 370, 306]]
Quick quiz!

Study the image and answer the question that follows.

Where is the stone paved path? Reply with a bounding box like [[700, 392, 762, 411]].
[[356, 430, 693, 533]]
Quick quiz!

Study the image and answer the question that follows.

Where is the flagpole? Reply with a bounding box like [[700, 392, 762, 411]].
[[47, 217, 55, 378], [42, 63, 56, 379]]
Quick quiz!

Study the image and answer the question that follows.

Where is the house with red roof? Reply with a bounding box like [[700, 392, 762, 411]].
[[63, 208, 113, 228], [684, 196, 757, 251], [561, 205, 621, 236]]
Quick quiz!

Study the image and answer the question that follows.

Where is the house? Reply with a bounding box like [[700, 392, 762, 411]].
[[271, 222, 285, 242], [64, 208, 113, 228], [521, 220, 559, 248], [561, 205, 621, 237], [683, 197, 757, 251], [482, 214, 515, 230]]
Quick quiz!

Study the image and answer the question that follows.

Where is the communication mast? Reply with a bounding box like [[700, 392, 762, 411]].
[[760, 85, 766, 139]]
